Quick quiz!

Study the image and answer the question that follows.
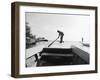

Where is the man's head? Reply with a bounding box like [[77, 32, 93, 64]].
[[57, 30, 60, 33]]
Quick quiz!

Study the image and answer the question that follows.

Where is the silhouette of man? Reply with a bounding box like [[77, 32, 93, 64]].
[[34, 54, 38, 62], [57, 30, 64, 43]]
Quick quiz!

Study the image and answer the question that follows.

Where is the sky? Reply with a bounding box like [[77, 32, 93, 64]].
[[26, 12, 90, 43]]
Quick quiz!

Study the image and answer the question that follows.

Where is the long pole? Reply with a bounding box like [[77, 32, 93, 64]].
[[48, 36, 59, 47]]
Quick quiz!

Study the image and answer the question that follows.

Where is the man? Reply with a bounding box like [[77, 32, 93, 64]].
[[57, 30, 64, 43]]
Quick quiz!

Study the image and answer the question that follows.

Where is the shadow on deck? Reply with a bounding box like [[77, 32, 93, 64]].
[[36, 48, 88, 67]]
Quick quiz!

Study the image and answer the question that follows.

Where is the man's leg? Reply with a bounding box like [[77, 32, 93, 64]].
[[60, 35, 64, 43]]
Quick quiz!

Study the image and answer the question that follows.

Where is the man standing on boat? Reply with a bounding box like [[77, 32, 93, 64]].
[[57, 30, 64, 43]]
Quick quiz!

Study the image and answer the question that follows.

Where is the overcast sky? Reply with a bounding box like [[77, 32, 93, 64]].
[[26, 12, 90, 42]]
